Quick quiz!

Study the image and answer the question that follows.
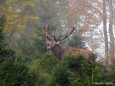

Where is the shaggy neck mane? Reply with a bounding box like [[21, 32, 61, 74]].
[[51, 45, 65, 59]]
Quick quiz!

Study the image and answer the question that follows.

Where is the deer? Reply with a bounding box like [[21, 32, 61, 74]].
[[43, 24, 95, 61]]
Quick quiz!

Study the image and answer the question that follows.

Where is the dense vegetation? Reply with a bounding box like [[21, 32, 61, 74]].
[[0, 16, 114, 86]]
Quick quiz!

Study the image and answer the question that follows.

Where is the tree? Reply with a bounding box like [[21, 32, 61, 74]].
[[103, 0, 109, 63], [32, 25, 47, 53], [0, 0, 38, 34], [68, 33, 86, 49], [65, 0, 103, 52], [0, 0, 38, 49], [108, 0, 114, 58], [0, 15, 5, 40], [66, 0, 114, 60], [0, 16, 35, 86]]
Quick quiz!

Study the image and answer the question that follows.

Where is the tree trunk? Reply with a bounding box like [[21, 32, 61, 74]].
[[103, 0, 109, 63], [0, 16, 5, 40], [108, 0, 114, 58]]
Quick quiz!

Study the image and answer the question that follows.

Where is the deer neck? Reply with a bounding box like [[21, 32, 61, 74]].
[[51, 45, 65, 59]]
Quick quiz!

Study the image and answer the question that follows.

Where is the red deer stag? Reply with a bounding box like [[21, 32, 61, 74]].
[[43, 24, 95, 61]]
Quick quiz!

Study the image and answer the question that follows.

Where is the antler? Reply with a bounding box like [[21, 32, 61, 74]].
[[56, 27, 75, 41], [44, 24, 75, 41], [43, 24, 53, 41]]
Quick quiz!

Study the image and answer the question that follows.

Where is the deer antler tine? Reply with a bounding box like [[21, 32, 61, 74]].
[[54, 34, 57, 41], [43, 24, 54, 41], [47, 24, 51, 29], [44, 24, 49, 30], [66, 27, 75, 36], [58, 34, 62, 40], [57, 27, 75, 41]]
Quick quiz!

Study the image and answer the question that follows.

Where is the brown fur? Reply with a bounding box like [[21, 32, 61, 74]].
[[50, 45, 95, 61], [63, 47, 95, 60]]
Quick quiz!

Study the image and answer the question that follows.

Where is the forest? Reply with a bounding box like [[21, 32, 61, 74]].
[[0, 0, 115, 86]]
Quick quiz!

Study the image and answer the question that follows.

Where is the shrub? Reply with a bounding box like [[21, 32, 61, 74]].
[[46, 64, 71, 86], [28, 52, 60, 86]]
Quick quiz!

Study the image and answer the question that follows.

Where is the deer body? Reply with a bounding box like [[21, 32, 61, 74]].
[[49, 45, 94, 60], [43, 24, 95, 61]]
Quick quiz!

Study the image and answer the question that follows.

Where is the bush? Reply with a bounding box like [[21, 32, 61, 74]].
[[39, 52, 60, 73], [45, 55, 112, 86], [110, 58, 115, 84], [0, 61, 35, 86], [0, 40, 35, 86], [45, 55, 93, 86], [9, 51, 112, 86], [46, 64, 71, 86], [28, 52, 60, 86], [61, 55, 93, 86]]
